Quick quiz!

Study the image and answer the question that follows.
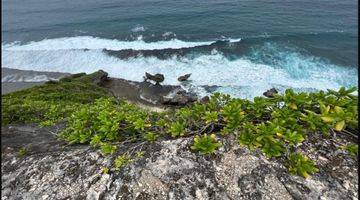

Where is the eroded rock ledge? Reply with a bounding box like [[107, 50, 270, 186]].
[[1, 124, 358, 200]]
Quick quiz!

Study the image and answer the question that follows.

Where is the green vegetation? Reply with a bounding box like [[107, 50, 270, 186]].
[[101, 166, 110, 174], [342, 143, 358, 157], [1, 72, 110, 125], [17, 147, 28, 157], [288, 153, 319, 178], [191, 134, 222, 155], [114, 153, 133, 170], [2, 78, 358, 178]]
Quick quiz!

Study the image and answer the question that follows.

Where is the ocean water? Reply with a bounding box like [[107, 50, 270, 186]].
[[2, 0, 358, 99]]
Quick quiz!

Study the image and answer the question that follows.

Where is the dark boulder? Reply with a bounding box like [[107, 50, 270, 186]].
[[91, 70, 109, 86], [177, 74, 191, 82], [200, 96, 210, 104], [144, 72, 165, 85], [263, 88, 278, 98]]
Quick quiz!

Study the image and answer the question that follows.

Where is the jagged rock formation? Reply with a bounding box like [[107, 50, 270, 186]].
[[263, 88, 278, 98], [178, 74, 191, 82], [1, 124, 358, 200], [144, 72, 165, 85]]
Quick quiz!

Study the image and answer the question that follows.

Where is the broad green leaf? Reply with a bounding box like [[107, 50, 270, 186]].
[[334, 120, 345, 131], [289, 103, 297, 110], [321, 116, 333, 123], [334, 106, 344, 114]]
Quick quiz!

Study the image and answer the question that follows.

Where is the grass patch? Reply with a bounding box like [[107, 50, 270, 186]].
[[1, 71, 110, 125]]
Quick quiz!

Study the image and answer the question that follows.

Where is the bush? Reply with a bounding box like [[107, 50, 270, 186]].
[[56, 87, 359, 177], [288, 153, 319, 178], [2, 80, 358, 179], [190, 134, 222, 155]]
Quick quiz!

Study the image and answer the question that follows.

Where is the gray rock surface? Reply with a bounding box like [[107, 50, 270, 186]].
[[161, 90, 198, 106], [1, 124, 358, 200]]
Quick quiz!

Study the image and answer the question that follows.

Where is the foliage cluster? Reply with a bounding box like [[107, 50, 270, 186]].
[[1, 72, 110, 125], [2, 82, 358, 178], [342, 143, 358, 157], [190, 134, 222, 155], [60, 87, 357, 177]]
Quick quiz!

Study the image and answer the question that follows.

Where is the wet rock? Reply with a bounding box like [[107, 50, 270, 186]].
[[263, 88, 278, 98], [144, 72, 165, 85], [161, 90, 198, 106], [177, 74, 191, 82]]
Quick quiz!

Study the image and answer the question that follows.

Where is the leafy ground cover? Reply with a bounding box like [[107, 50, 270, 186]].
[[2, 76, 358, 178], [1, 72, 110, 126]]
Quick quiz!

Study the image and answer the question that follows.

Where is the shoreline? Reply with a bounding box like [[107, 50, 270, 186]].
[[1, 68, 358, 199], [1, 68, 199, 111]]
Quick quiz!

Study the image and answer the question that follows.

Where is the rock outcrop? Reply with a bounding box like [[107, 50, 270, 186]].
[[91, 70, 109, 86], [263, 88, 278, 98], [1, 124, 358, 200], [161, 90, 198, 106], [178, 74, 191, 82], [144, 72, 165, 85]]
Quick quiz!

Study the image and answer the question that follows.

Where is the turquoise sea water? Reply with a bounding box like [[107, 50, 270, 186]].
[[2, 0, 358, 98]]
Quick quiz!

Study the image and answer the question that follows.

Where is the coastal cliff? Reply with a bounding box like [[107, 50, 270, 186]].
[[1, 71, 358, 200]]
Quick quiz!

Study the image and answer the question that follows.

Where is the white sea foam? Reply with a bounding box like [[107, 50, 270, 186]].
[[2, 42, 357, 99], [228, 38, 242, 43], [162, 32, 176, 37], [2, 36, 214, 51], [131, 25, 146, 32]]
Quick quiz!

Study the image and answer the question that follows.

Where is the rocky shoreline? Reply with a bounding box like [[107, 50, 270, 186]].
[[1, 69, 358, 200], [1, 68, 199, 108]]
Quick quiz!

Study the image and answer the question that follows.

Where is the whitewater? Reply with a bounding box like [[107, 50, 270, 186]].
[[2, 36, 358, 99]]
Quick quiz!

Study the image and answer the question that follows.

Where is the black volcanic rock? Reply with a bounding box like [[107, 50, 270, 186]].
[[144, 72, 165, 85], [263, 88, 278, 98], [177, 73, 191, 82]]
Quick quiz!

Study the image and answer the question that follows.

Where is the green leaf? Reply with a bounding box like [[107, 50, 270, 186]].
[[169, 122, 186, 137], [288, 153, 319, 178], [144, 132, 158, 142], [321, 116, 334, 123], [289, 103, 297, 110], [334, 120, 345, 131], [341, 144, 358, 157], [100, 143, 117, 155]]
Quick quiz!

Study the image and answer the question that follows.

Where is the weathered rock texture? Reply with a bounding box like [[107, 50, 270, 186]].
[[1, 124, 358, 200]]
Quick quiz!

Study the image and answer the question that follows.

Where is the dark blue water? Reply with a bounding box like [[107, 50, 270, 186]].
[[2, 0, 358, 98]]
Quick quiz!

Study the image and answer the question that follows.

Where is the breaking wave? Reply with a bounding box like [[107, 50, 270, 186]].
[[2, 36, 357, 99]]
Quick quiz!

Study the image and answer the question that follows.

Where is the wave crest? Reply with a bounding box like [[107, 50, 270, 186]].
[[2, 36, 216, 51]]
